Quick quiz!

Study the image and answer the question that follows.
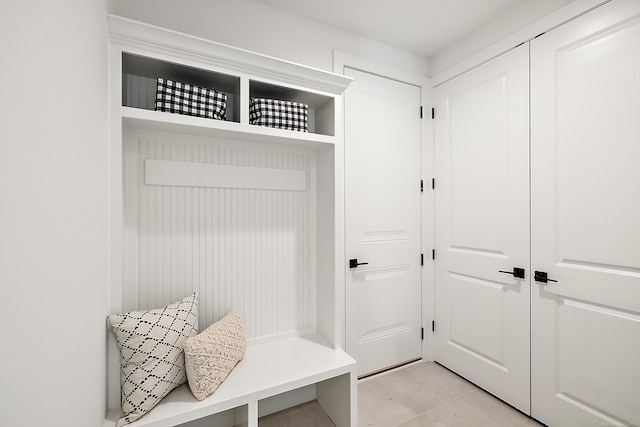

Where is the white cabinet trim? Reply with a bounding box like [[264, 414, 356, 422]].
[[108, 14, 352, 95]]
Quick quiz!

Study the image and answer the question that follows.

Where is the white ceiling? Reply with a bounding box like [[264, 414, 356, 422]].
[[252, 0, 569, 58]]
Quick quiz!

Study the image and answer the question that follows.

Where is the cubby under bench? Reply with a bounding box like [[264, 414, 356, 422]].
[[104, 334, 356, 427]]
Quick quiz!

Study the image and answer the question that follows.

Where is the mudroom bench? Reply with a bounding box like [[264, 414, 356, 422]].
[[104, 334, 356, 427]]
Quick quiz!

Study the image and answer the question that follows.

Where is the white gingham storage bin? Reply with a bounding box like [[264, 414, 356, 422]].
[[155, 78, 227, 120], [249, 98, 308, 132]]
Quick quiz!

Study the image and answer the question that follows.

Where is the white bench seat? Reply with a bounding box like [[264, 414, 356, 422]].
[[104, 334, 357, 427]]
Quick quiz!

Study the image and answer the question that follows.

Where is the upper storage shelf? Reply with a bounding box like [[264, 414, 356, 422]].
[[108, 14, 352, 145], [123, 53, 241, 122]]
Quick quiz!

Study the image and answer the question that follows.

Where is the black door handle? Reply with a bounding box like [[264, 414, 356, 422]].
[[349, 258, 369, 269], [534, 271, 557, 283], [498, 267, 525, 279]]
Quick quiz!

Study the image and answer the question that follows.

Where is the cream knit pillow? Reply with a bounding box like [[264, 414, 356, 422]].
[[107, 293, 198, 426], [184, 310, 246, 400]]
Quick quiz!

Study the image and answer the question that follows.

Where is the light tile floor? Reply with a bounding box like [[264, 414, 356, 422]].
[[259, 362, 543, 427]]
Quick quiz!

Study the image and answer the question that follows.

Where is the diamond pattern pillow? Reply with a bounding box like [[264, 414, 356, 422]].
[[184, 310, 246, 400], [108, 293, 198, 426]]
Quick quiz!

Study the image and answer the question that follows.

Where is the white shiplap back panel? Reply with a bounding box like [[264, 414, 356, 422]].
[[123, 129, 316, 340]]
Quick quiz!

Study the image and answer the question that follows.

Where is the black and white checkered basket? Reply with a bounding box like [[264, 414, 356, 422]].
[[249, 98, 308, 132], [155, 78, 227, 121]]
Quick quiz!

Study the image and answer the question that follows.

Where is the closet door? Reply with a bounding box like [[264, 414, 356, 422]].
[[433, 43, 530, 413], [530, 1, 640, 426]]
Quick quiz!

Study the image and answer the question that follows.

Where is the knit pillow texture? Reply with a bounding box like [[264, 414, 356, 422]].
[[184, 310, 246, 400], [108, 293, 199, 427]]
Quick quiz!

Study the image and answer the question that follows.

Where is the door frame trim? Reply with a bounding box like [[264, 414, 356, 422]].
[[333, 51, 435, 361]]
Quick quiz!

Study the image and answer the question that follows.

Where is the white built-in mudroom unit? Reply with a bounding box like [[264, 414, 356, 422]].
[[104, 14, 357, 427], [2, 1, 638, 427]]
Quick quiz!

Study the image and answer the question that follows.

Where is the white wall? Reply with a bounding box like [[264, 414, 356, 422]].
[[0, 1, 109, 426], [107, 0, 429, 77]]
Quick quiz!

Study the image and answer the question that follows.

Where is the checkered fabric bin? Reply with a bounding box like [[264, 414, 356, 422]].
[[249, 98, 308, 132], [155, 78, 227, 120]]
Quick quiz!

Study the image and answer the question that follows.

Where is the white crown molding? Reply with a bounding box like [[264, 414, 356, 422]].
[[107, 14, 352, 95]]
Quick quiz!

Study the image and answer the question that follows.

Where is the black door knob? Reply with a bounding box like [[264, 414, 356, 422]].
[[534, 271, 557, 283], [349, 258, 369, 269], [498, 267, 525, 279]]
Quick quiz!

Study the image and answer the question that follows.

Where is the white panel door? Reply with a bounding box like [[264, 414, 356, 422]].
[[344, 67, 422, 377], [433, 44, 531, 413], [531, 1, 640, 425]]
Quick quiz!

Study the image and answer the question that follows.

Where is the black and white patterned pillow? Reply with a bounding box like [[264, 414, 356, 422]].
[[108, 293, 198, 426]]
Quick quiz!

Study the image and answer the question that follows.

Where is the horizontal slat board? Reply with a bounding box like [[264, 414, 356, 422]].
[[145, 159, 307, 191], [123, 130, 316, 340]]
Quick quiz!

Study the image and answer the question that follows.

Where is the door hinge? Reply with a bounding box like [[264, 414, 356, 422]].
[[432, 178, 435, 189], [432, 107, 435, 119], [421, 253, 424, 266], [420, 179, 424, 192], [420, 106, 423, 118], [421, 327, 424, 339], [432, 249, 436, 260], [432, 321, 435, 332]]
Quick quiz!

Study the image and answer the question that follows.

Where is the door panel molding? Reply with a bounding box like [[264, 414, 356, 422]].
[[434, 42, 531, 414], [342, 65, 423, 376], [531, 1, 640, 425], [334, 51, 435, 364]]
